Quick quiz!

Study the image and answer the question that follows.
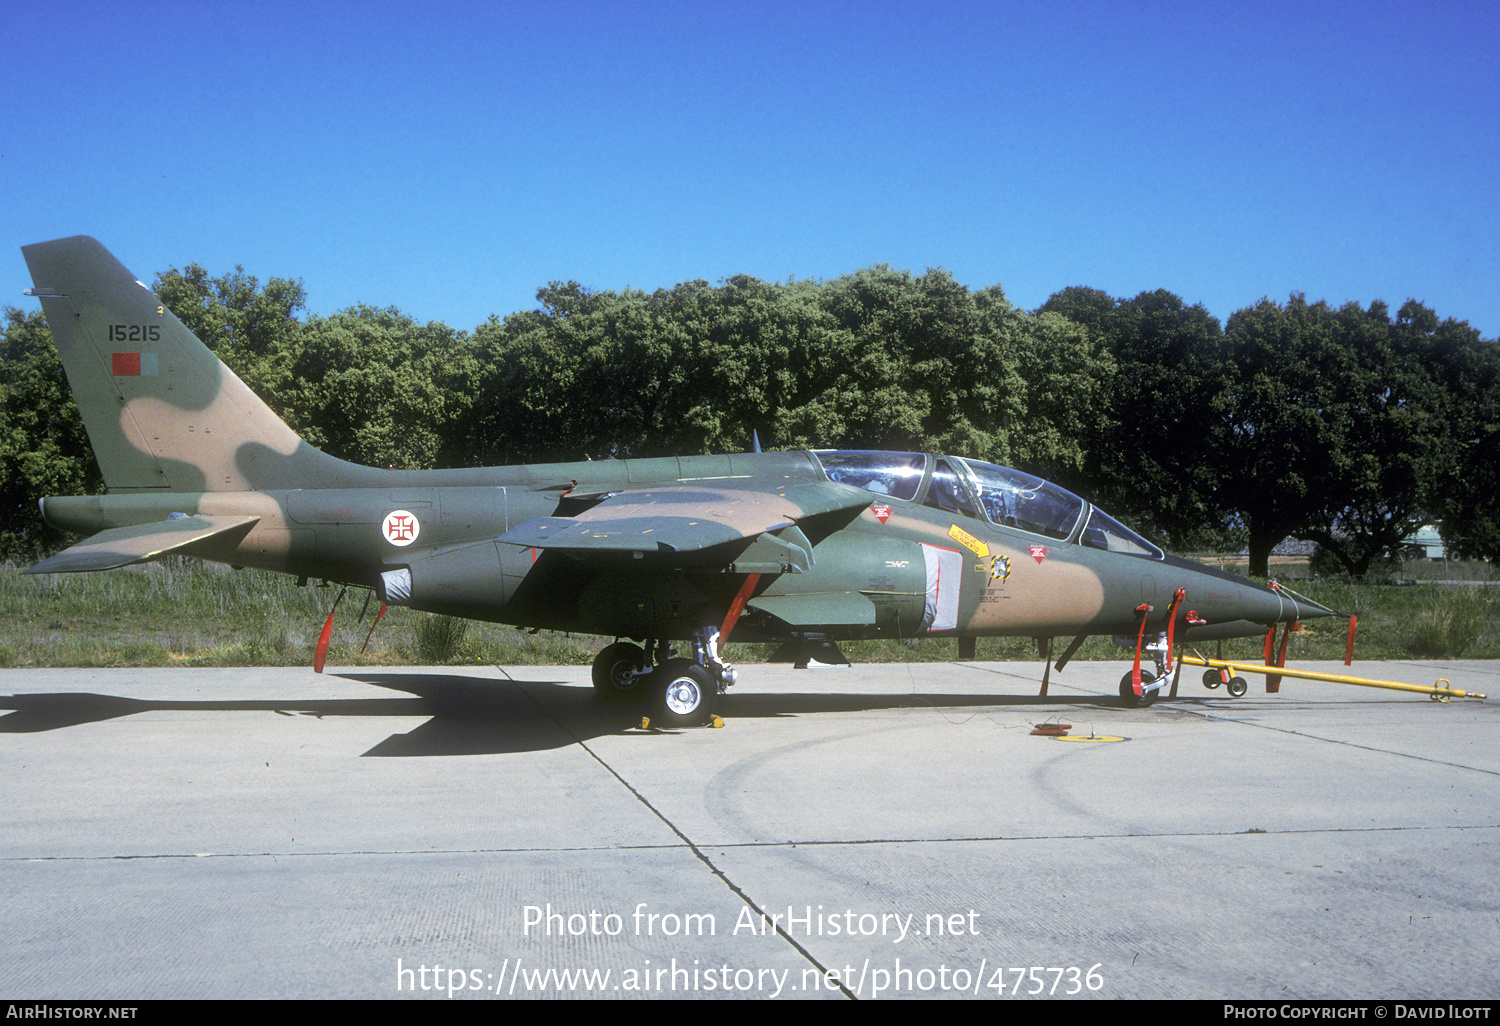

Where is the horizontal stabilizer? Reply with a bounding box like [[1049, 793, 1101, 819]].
[[24, 515, 260, 574]]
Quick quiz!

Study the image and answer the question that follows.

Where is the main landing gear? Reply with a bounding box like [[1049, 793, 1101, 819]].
[[590, 628, 737, 728]]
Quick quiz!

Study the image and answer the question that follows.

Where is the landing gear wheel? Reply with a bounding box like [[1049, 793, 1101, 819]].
[[1227, 676, 1248, 698], [651, 658, 718, 727], [1202, 670, 1222, 689], [592, 642, 649, 702], [1119, 670, 1158, 708]]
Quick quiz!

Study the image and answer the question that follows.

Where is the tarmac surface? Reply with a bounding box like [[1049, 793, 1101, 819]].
[[1, 658, 1496, 1000]]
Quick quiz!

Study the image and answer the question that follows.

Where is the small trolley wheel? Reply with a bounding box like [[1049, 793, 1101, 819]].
[[651, 658, 719, 728], [1227, 676, 1248, 698], [1119, 670, 1158, 708], [1202, 669, 1222, 689]]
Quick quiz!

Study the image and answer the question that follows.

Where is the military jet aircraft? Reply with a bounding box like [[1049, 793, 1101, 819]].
[[20, 236, 1335, 726]]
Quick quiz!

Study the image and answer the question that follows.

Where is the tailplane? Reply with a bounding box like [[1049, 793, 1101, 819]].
[[22, 236, 365, 492]]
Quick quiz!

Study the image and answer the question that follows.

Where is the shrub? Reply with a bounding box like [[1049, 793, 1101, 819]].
[[413, 614, 469, 663]]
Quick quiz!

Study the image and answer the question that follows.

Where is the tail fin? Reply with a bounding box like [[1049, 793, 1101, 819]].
[[22, 236, 365, 492]]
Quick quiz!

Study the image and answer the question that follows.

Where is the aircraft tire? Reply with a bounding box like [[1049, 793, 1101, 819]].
[[592, 642, 650, 702], [1202, 670, 1222, 689], [1119, 670, 1158, 708], [651, 658, 718, 727], [1227, 676, 1249, 698]]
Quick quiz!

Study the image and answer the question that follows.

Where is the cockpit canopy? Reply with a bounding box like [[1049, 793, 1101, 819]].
[[814, 450, 1162, 560]]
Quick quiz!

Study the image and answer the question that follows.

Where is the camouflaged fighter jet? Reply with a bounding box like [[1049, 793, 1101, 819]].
[[21, 236, 1336, 726]]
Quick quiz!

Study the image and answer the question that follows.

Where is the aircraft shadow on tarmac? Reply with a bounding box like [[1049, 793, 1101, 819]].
[[0, 672, 1133, 757]]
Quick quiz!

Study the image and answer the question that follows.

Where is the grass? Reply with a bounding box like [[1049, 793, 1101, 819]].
[[0, 559, 604, 668], [0, 557, 1495, 668], [1401, 586, 1491, 658]]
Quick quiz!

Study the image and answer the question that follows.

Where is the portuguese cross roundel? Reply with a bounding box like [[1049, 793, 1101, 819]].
[[382, 509, 421, 546]]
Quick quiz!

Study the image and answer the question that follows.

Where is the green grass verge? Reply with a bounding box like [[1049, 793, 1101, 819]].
[[0, 559, 1495, 668]]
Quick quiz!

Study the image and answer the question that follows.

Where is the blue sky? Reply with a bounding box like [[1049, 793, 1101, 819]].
[[5, 1, 1497, 338]]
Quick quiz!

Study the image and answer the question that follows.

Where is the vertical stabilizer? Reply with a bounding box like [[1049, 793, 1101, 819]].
[[22, 236, 363, 492]]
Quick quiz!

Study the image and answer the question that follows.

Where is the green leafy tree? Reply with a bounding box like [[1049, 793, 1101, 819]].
[[153, 263, 307, 401], [1042, 287, 1230, 549], [775, 268, 1113, 475], [0, 309, 102, 557], [456, 266, 1116, 475], [459, 283, 662, 465], [1404, 310, 1500, 560], [1220, 296, 1466, 578], [275, 306, 473, 470], [808, 266, 951, 452], [990, 299, 1112, 484]]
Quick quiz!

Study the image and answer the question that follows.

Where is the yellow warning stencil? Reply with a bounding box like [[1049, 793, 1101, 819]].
[[948, 524, 989, 558]]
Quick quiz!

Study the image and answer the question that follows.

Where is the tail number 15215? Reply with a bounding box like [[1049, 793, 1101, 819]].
[[108, 324, 162, 342]]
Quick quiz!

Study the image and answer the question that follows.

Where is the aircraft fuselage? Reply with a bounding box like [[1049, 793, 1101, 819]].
[[40, 448, 1313, 646]]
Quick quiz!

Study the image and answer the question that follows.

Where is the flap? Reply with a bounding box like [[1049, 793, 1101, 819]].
[[24, 515, 261, 574]]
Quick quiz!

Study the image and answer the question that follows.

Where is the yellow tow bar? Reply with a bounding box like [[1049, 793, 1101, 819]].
[[1177, 654, 1487, 702]]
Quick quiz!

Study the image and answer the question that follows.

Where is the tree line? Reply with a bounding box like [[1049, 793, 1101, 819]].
[[3, 260, 1496, 577]]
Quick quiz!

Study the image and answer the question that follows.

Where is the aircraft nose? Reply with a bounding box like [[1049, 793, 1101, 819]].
[[1159, 554, 1335, 626], [1272, 584, 1337, 622]]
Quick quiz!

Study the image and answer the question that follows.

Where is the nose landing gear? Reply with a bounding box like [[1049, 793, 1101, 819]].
[[1119, 670, 1160, 707], [1120, 629, 1169, 708]]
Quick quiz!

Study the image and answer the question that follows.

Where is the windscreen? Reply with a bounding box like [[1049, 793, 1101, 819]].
[[958, 459, 1085, 540], [1080, 506, 1164, 559]]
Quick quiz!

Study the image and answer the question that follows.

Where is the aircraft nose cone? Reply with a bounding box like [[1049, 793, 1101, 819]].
[[1160, 555, 1335, 626], [1272, 585, 1337, 622]]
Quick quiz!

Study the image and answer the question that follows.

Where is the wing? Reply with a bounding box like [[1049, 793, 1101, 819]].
[[24, 515, 260, 574], [497, 480, 871, 571]]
